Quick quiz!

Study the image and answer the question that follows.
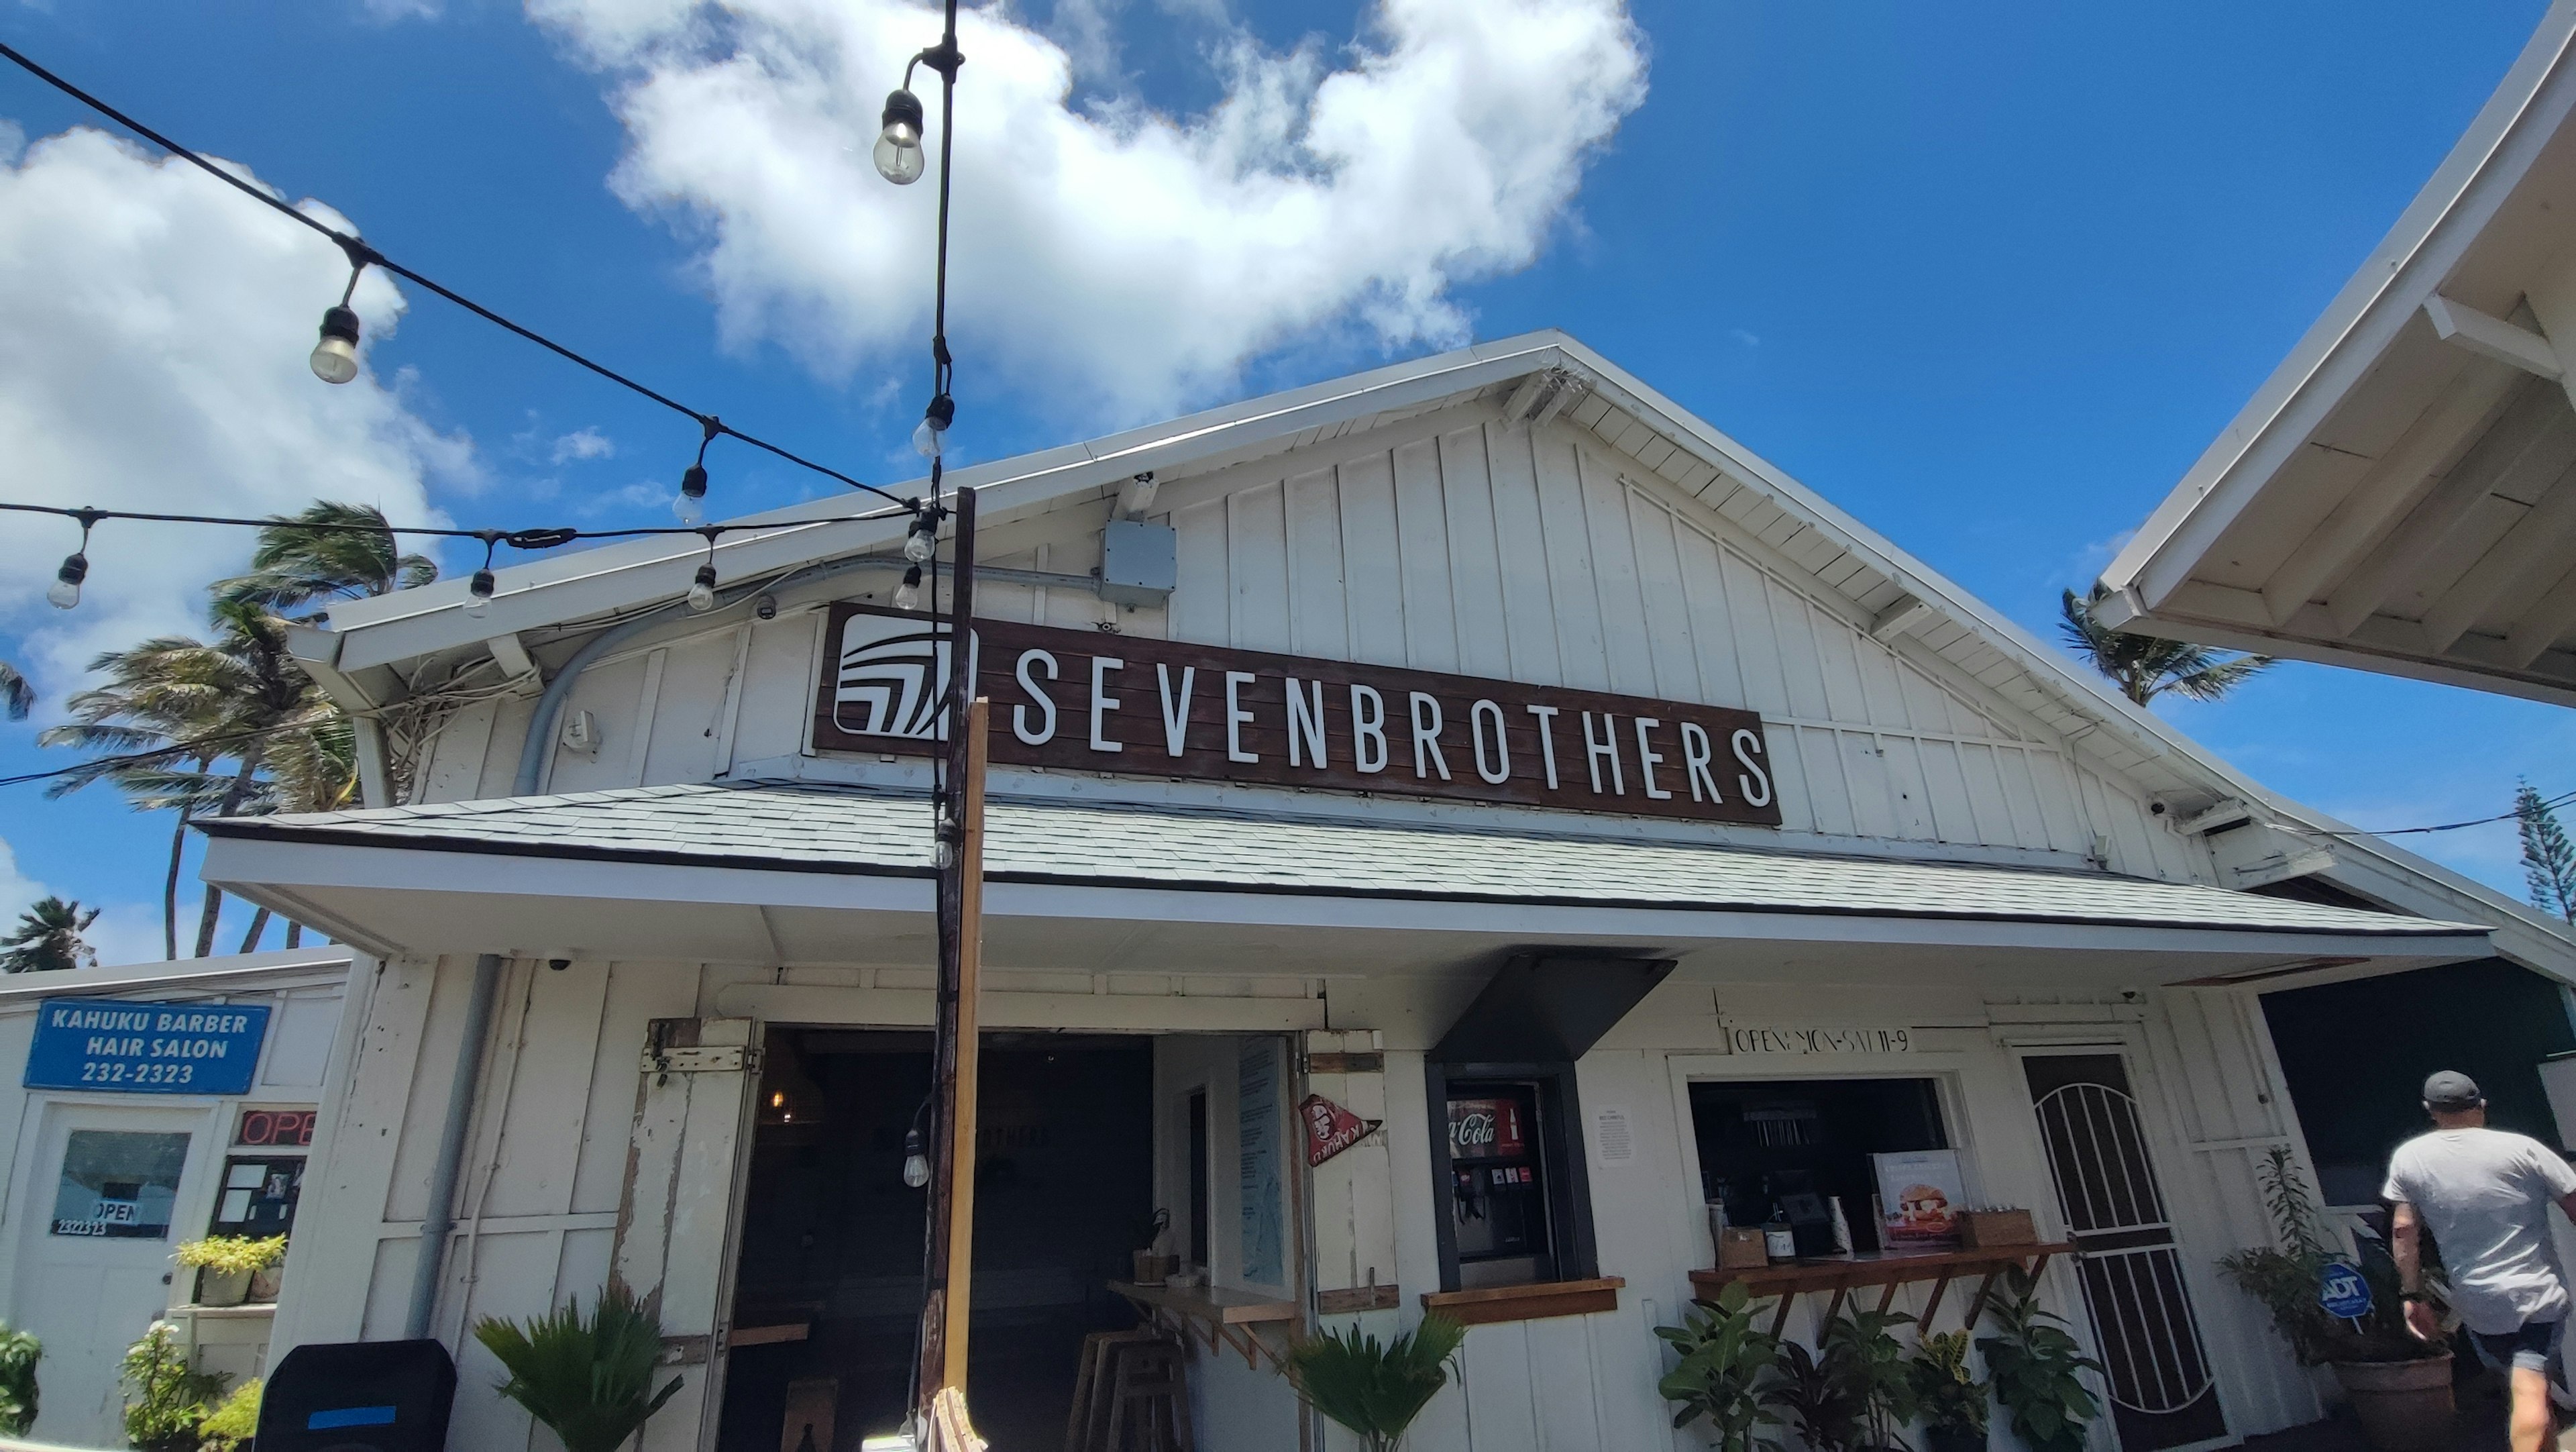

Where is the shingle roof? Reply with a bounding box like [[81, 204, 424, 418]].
[[201, 780, 2481, 939]]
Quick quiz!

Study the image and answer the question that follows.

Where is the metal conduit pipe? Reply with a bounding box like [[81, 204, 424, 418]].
[[401, 550, 912, 1339]]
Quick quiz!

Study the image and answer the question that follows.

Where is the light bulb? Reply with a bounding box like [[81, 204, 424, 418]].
[[894, 564, 923, 613], [688, 562, 718, 613], [875, 90, 926, 185], [675, 463, 708, 525], [903, 1128, 930, 1188], [903, 518, 936, 563], [464, 568, 495, 618], [310, 305, 361, 385], [46, 552, 86, 611], [912, 393, 955, 459]]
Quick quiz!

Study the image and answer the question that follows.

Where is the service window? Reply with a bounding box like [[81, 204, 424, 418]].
[[1427, 1067, 1596, 1292], [51, 1129, 191, 1239], [210, 1106, 316, 1237], [1688, 1077, 1948, 1256]]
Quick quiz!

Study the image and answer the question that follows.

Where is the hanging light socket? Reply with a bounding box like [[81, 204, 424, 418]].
[[310, 305, 362, 385], [46, 552, 87, 611], [875, 89, 927, 185], [688, 562, 719, 613], [903, 512, 938, 563], [464, 568, 496, 617], [894, 563, 924, 613], [912, 392, 955, 459], [675, 463, 708, 525]]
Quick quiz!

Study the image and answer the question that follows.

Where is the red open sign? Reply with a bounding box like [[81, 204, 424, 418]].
[[233, 1108, 316, 1148]]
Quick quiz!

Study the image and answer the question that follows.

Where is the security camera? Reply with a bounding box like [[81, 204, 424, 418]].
[[548, 957, 572, 972], [753, 594, 778, 621]]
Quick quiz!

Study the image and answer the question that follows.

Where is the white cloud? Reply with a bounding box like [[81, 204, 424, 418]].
[[531, 0, 1648, 420], [0, 126, 469, 692], [551, 425, 617, 463]]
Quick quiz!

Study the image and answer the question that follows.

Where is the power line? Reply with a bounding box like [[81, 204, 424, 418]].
[[0, 723, 288, 790], [0, 39, 917, 515], [0, 499, 906, 548], [2337, 788, 2576, 838]]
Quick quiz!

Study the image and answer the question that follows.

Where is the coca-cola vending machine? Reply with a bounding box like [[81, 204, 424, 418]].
[[1446, 1084, 1550, 1286]]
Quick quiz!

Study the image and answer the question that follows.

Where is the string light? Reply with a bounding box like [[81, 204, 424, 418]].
[[46, 509, 98, 611], [310, 244, 370, 385], [875, 88, 927, 187], [463, 533, 500, 618], [912, 392, 955, 460], [0, 40, 920, 513], [686, 530, 720, 613], [902, 511, 938, 563], [676, 415, 719, 525], [894, 564, 924, 613]]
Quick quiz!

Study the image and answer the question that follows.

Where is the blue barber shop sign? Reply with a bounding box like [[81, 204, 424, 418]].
[[26, 999, 270, 1095], [2318, 1260, 2373, 1321]]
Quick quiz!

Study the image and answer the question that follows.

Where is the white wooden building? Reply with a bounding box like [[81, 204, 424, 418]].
[[0, 947, 350, 1446], [2100, 0, 2576, 705], [195, 331, 2572, 1452]]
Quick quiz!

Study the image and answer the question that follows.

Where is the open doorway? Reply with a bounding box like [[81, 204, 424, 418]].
[[717, 1029, 1153, 1452]]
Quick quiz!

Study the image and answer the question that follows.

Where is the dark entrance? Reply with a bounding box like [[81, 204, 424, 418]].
[[2023, 1053, 2226, 1452], [718, 1029, 1153, 1452]]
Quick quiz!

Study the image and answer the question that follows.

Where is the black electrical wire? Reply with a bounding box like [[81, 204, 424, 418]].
[[0, 499, 912, 550], [2337, 789, 2576, 838], [0, 723, 292, 789], [0, 39, 916, 513]]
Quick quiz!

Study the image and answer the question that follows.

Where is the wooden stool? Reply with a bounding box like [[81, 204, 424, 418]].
[[1067, 1329, 1159, 1452], [1104, 1337, 1194, 1452]]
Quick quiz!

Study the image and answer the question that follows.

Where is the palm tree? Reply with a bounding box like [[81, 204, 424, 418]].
[[0, 660, 30, 721], [217, 501, 436, 622], [2060, 585, 2272, 707], [1, 896, 99, 973]]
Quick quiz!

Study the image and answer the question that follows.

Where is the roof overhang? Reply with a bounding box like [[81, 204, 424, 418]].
[[199, 786, 2490, 992], [2102, 3, 2576, 705]]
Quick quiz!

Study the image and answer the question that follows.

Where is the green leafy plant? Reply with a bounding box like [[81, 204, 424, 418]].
[[472, 1283, 683, 1452], [174, 1235, 288, 1277], [1910, 1328, 1988, 1440], [1654, 1282, 1783, 1450], [196, 1379, 260, 1452], [1976, 1265, 2102, 1452], [2216, 1147, 2438, 1365], [1285, 1311, 1468, 1452], [0, 1320, 38, 1436], [1820, 1306, 1917, 1450], [1762, 1339, 1857, 1452], [121, 1323, 229, 1452]]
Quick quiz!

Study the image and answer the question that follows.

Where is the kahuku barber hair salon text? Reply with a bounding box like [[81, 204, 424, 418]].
[[813, 606, 1784, 826]]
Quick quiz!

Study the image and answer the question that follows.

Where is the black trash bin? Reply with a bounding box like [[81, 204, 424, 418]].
[[257, 1339, 457, 1451]]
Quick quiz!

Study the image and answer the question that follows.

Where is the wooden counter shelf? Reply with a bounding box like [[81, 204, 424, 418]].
[[1688, 1243, 2071, 1341], [1419, 1277, 1625, 1327], [1109, 1280, 1299, 1371]]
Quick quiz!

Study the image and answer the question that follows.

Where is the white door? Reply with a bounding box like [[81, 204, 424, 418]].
[[11, 1100, 211, 1446]]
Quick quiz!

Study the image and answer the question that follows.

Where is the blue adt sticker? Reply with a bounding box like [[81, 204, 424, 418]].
[[25, 1000, 270, 1096], [2318, 1261, 2374, 1320], [308, 1406, 399, 1431]]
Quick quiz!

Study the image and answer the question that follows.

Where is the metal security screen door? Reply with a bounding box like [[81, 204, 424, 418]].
[[2023, 1053, 2226, 1451]]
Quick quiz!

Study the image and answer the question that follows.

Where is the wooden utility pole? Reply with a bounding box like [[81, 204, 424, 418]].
[[918, 484, 982, 1408]]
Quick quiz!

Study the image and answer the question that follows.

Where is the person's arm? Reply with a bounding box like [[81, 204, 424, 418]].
[[2558, 1189, 2576, 1227], [2391, 1200, 2442, 1343]]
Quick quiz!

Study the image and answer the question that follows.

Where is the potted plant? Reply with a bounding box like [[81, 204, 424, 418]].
[[174, 1235, 288, 1307], [1910, 1328, 1989, 1452], [1821, 1306, 1919, 1451], [1654, 1281, 1784, 1451], [0, 1320, 38, 1437], [472, 1282, 683, 1452], [2218, 1147, 2452, 1451], [121, 1323, 229, 1452], [1977, 1264, 2104, 1452], [1285, 1311, 1468, 1452]]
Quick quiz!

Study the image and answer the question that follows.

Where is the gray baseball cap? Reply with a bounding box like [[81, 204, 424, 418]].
[[2422, 1071, 2484, 1112]]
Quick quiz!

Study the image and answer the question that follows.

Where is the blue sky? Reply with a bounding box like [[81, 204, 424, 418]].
[[1, 0, 2571, 962]]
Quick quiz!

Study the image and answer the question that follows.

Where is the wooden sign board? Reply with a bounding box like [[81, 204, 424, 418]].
[[811, 605, 1783, 826]]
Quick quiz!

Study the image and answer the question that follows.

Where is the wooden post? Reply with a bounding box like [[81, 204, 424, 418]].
[[941, 696, 989, 1388], [918, 484, 981, 1410]]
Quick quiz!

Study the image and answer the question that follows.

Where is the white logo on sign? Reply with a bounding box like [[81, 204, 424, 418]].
[[833, 617, 979, 739]]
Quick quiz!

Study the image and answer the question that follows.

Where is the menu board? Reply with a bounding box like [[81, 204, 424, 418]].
[[1238, 1039, 1284, 1286]]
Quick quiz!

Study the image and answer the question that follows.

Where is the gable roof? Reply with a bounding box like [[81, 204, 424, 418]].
[[288, 327, 2576, 974], [2099, 2, 2576, 703]]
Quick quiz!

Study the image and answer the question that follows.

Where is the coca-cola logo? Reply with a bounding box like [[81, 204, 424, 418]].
[[1446, 1098, 1523, 1157]]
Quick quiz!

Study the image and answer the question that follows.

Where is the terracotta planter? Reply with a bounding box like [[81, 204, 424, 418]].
[[2332, 1353, 2454, 1452], [195, 1267, 251, 1307]]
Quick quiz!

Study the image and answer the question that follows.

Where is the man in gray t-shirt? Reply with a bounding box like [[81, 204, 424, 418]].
[[2386, 1070, 2576, 1452]]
